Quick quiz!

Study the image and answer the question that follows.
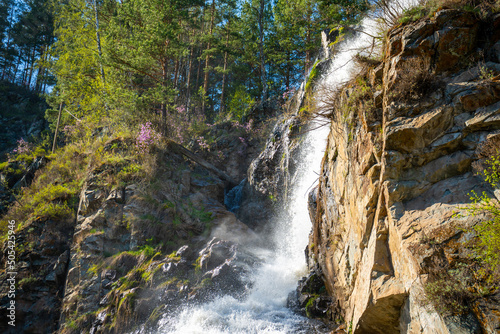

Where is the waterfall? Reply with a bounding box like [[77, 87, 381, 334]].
[[153, 119, 330, 334], [149, 3, 418, 332]]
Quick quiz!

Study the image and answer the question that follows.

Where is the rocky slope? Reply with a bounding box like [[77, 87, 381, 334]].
[[0, 125, 267, 333], [307, 9, 500, 334]]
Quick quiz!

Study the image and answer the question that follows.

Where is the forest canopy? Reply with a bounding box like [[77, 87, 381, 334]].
[[0, 0, 368, 136]]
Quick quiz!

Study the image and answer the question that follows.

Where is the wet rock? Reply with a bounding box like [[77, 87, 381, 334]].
[[289, 271, 334, 321], [308, 186, 318, 223], [161, 261, 189, 276], [175, 245, 193, 260], [238, 115, 305, 230], [198, 237, 237, 271]]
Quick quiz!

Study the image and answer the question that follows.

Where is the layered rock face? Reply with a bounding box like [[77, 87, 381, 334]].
[[0, 133, 265, 333], [309, 10, 500, 333], [57, 145, 261, 333]]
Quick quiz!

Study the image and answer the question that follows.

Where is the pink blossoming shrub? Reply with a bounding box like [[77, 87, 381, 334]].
[[166, 105, 208, 145], [196, 136, 210, 151], [136, 122, 161, 152], [281, 87, 296, 110], [12, 138, 31, 155], [63, 120, 86, 142]]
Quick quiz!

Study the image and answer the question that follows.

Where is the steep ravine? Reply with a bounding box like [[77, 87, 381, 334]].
[[308, 9, 500, 334], [2, 7, 500, 334]]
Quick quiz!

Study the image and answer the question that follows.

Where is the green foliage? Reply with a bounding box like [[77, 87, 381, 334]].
[[479, 64, 496, 81], [117, 163, 143, 184], [18, 276, 38, 289], [305, 59, 321, 92], [304, 294, 319, 318], [226, 85, 256, 123], [33, 202, 73, 220], [88, 263, 102, 276], [464, 156, 500, 276], [1, 143, 87, 240], [424, 263, 473, 315], [189, 205, 214, 223], [399, 5, 428, 24], [128, 237, 158, 258]]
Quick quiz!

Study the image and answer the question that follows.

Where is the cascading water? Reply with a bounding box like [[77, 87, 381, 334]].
[[150, 3, 418, 332], [153, 118, 330, 334]]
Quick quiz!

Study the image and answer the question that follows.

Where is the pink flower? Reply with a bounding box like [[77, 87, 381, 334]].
[[136, 122, 161, 152], [12, 138, 31, 154]]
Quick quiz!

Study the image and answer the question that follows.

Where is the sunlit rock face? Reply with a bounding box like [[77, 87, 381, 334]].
[[310, 9, 500, 334]]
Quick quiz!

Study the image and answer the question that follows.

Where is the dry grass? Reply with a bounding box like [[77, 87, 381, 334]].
[[472, 134, 500, 175], [389, 57, 441, 102]]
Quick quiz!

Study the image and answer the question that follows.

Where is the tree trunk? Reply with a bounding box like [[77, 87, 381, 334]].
[[258, 0, 267, 102], [27, 46, 36, 89], [52, 103, 63, 153], [220, 26, 230, 115], [161, 42, 170, 134], [196, 47, 202, 99], [305, 27, 311, 75], [202, 0, 216, 115], [93, 0, 106, 84], [286, 51, 291, 91], [174, 58, 180, 90], [186, 41, 194, 114]]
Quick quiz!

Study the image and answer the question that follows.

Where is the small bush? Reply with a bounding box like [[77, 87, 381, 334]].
[[389, 57, 439, 102], [135, 122, 161, 153], [464, 154, 500, 279], [18, 276, 38, 289], [424, 263, 474, 315], [226, 85, 256, 123], [12, 138, 32, 155], [399, 5, 429, 24]]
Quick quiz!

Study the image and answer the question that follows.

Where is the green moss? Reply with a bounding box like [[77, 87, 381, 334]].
[[189, 205, 213, 223], [162, 200, 175, 209], [18, 277, 38, 289], [200, 277, 212, 287], [146, 305, 165, 327], [66, 319, 78, 330], [119, 278, 140, 291], [158, 277, 179, 289], [399, 5, 428, 24], [304, 294, 319, 318], [88, 263, 103, 276], [117, 163, 143, 183], [118, 291, 136, 310], [305, 59, 321, 92]]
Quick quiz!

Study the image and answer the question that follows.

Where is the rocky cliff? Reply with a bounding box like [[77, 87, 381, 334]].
[[0, 124, 267, 333], [308, 9, 500, 334]]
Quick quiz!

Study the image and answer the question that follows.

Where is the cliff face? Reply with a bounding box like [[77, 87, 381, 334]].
[[0, 126, 265, 333], [55, 140, 264, 334], [310, 10, 500, 333]]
